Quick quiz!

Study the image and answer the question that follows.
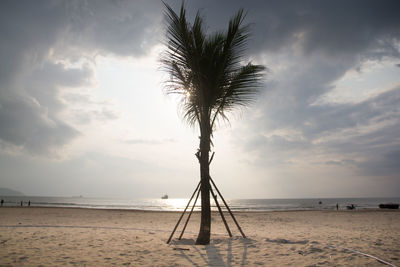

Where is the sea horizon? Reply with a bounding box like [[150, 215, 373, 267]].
[[1, 195, 399, 212]]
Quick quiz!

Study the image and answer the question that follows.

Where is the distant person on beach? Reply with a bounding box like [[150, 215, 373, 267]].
[[28, 200, 31, 206], [20, 201, 23, 206], [1, 199, 3, 206], [336, 203, 339, 210]]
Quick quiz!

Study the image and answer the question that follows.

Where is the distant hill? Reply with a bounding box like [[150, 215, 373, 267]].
[[0, 188, 25, 196]]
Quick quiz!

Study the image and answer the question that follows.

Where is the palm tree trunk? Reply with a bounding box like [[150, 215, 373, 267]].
[[195, 117, 211, 245]]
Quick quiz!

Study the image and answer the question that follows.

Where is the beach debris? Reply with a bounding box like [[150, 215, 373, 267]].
[[173, 247, 190, 251]]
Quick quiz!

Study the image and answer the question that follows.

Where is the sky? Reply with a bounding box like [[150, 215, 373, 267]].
[[0, 0, 399, 199]]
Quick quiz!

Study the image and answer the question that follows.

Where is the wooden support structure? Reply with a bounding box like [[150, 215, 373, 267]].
[[167, 177, 246, 243], [210, 186, 232, 237], [167, 152, 246, 243], [179, 186, 201, 240], [208, 152, 215, 164], [210, 177, 246, 238], [166, 181, 201, 244]]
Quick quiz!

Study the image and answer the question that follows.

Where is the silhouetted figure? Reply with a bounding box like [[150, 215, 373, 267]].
[[346, 204, 355, 210], [336, 203, 339, 210], [1, 199, 4, 206], [28, 200, 31, 206], [20, 201, 23, 207]]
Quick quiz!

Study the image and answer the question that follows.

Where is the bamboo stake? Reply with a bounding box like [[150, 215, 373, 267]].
[[179, 185, 201, 240], [167, 181, 201, 244], [210, 177, 246, 238], [210, 185, 232, 237]]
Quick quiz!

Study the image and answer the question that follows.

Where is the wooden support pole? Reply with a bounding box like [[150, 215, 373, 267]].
[[208, 152, 215, 164], [179, 185, 201, 240], [210, 186, 232, 237], [210, 177, 246, 238], [167, 181, 201, 244]]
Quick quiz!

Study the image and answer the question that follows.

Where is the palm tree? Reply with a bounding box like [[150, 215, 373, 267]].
[[161, 3, 265, 245]]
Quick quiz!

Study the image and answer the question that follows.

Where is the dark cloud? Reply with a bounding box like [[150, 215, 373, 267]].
[[61, 1, 163, 56], [2, 0, 399, 157], [0, 59, 91, 154], [199, 0, 400, 182], [305, 86, 400, 140], [0, 96, 79, 155], [0, 0, 163, 156], [241, 84, 400, 176], [177, 0, 400, 60], [176, 0, 400, 180], [358, 148, 400, 177]]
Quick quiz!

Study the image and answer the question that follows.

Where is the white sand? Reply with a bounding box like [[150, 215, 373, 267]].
[[0, 207, 399, 266]]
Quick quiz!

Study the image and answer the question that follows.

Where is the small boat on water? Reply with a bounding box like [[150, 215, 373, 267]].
[[161, 194, 168, 199], [379, 203, 399, 209]]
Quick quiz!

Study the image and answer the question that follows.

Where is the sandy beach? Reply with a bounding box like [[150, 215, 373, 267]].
[[0, 207, 399, 266]]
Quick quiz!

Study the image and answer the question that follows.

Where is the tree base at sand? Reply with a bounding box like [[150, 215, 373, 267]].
[[166, 175, 246, 245]]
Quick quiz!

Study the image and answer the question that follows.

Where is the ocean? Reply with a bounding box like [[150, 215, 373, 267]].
[[1, 196, 399, 211]]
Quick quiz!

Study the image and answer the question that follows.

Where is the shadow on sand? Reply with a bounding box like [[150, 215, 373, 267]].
[[170, 237, 254, 267]]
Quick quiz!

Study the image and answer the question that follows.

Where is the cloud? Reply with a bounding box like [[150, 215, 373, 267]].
[[0, 0, 163, 156], [162, 0, 400, 183], [0, 59, 90, 155], [123, 138, 176, 145], [0, 96, 79, 155], [358, 148, 400, 177], [174, 0, 400, 60], [240, 81, 400, 176], [219, 0, 400, 181], [61, 1, 163, 56], [2, 0, 398, 158], [1, 0, 399, 197], [255, 1, 400, 57], [62, 92, 119, 125]]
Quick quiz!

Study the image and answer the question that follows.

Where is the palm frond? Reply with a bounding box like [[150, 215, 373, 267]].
[[211, 63, 265, 128], [161, 3, 266, 132]]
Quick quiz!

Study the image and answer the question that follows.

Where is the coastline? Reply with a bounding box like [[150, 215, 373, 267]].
[[1, 196, 399, 212], [1, 207, 399, 266]]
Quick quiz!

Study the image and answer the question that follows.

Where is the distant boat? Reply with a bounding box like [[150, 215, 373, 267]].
[[379, 203, 399, 209], [161, 194, 168, 199]]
